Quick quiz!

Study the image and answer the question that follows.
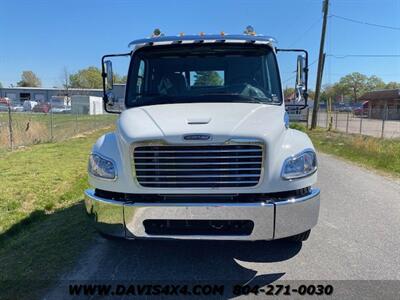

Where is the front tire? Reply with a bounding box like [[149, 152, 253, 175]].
[[286, 229, 311, 242]]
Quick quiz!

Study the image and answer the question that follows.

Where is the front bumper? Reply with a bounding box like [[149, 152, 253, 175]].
[[84, 188, 320, 240]]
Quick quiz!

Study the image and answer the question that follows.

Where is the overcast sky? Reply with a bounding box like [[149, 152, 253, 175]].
[[0, 0, 399, 89]]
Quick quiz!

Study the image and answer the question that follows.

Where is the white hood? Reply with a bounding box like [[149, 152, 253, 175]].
[[92, 102, 317, 194], [117, 102, 286, 144]]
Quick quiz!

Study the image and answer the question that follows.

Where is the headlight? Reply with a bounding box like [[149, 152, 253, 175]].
[[281, 149, 317, 180], [88, 153, 116, 180]]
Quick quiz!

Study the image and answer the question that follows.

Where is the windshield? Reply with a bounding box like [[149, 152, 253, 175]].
[[126, 44, 282, 108]]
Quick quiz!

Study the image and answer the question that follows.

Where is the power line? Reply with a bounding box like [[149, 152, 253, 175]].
[[309, 58, 319, 67], [331, 14, 400, 31], [282, 74, 296, 84], [327, 54, 400, 58], [286, 17, 323, 48]]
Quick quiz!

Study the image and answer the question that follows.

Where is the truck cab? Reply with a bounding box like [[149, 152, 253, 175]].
[[85, 31, 320, 242]]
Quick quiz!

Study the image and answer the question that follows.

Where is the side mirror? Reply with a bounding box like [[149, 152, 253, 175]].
[[295, 55, 307, 102], [104, 60, 114, 91], [101, 52, 131, 113]]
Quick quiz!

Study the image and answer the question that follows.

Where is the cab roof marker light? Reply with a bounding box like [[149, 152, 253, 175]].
[[244, 25, 256, 36], [152, 28, 163, 38]]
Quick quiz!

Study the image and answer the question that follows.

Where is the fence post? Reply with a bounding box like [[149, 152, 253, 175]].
[[7, 106, 13, 151], [50, 98, 54, 141], [359, 116, 363, 135], [75, 112, 78, 133], [335, 110, 338, 130], [381, 105, 387, 138], [325, 110, 328, 128], [93, 103, 97, 130], [346, 112, 349, 134]]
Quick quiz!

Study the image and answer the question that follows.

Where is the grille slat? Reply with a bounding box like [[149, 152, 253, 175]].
[[137, 174, 260, 178], [133, 144, 263, 188], [135, 167, 261, 171], [139, 181, 260, 184], [135, 161, 261, 165], [134, 155, 262, 159], [135, 149, 262, 153]]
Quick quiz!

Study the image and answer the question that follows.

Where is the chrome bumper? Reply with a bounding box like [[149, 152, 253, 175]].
[[84, 188, 320, 240]]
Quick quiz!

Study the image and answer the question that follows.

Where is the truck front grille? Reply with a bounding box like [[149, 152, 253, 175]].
[[133, 144, 264, 188]]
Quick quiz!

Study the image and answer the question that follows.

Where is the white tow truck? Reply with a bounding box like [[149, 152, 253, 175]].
[[85, 29, 320, 242]]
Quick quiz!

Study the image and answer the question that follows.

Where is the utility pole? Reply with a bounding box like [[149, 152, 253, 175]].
[[311, 0, 329, 129]]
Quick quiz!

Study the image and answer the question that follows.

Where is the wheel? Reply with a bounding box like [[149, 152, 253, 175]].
[[286, 229, 311, 242]]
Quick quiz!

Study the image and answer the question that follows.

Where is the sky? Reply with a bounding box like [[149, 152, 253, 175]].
[[0, 0, 399, 89]]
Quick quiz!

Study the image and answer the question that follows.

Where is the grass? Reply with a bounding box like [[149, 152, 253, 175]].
[[0, 128, 113, 299], [0, 112, 116, 149], [291, 123, 400, 177]]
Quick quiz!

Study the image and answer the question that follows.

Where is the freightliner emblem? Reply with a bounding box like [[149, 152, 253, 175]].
[[183, 134, 211, 141]]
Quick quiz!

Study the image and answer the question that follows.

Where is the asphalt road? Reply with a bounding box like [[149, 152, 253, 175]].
[[47, 153, 400, 299]]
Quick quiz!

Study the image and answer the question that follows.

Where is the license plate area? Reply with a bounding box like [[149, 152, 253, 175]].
[[143, 219, 254, 236]]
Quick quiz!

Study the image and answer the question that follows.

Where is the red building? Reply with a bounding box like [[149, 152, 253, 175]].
[[359, 89, 400, 120]]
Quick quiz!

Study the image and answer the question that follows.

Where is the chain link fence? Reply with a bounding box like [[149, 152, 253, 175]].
[[307, 108, 400, 139], [0, 108, 117, 151], [2, 105, 399, 152]]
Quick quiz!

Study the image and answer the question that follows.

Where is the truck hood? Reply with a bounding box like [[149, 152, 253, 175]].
[[117, 103, 286, 144]]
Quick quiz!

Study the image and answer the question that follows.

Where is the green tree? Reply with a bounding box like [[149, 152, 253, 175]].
[[17, 71, 42, 87], [321, 74, 399, 103], [337, 72, 368, 102], [307, 89, 315, 100], [113, 74, 127, 84], [320, 84, 343, 103], [194, 71, 223, 86], [0, 81, 3, 88], [366, 75, 385, 91], [283, 87, 295, 100], [385, 81, 400, 89], [69, 67, 102, 89]]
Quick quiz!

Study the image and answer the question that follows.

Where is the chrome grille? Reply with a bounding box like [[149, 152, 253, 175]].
[[133, 144, 263, 188]]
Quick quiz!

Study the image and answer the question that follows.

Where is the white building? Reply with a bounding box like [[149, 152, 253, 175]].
[[0, 84, 125, 105], [71, 95, 104, 115]]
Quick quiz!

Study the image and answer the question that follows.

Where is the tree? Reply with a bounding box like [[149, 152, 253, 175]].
[[366, 75, 385, 91], [61, 67, 70, 90], [385, 81, 400, 89], [59, 67, 71, 105], [283, 87, 295, 100], [194, 71, 223, 86], [337, 72, 368, 102], [0, 81, 2, 88], [320, 84, 339, 103], [17, 71, 42, 87], [307, 89, 315, 101], [113, 74, 127, 84], [69, 67, 102, 89]]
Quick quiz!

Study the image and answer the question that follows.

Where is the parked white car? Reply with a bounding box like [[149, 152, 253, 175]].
[[49, 106, 71, 114], [85, 32, 320, 242], [11, 105, 24, 112]]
